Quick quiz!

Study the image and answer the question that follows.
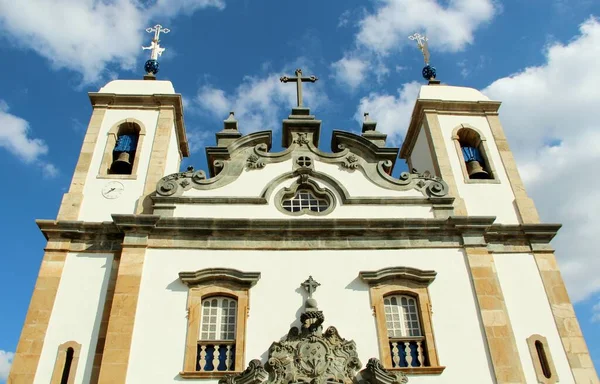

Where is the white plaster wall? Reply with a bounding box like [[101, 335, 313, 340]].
[[410, 125, 435, 175], [98, 80, 175, 95], [494, 253, 574, 384], [127, 248, 494, 384], [174, 177, 434, 218], [419, 85, 490, 102], [78, 109, 159, 221], [164, 124, 182, 175], [437, 114, 519, 223], [34, 253, 113, 384]]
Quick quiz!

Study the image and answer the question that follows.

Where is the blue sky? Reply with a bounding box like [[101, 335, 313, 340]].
[[1, 0, 600, 380]]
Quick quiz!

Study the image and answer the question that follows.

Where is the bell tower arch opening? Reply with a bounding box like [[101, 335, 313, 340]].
[[110, 121, 141, 175]]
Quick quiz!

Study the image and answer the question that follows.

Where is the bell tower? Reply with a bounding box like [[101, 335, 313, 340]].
[[57, 26, 189, 221]]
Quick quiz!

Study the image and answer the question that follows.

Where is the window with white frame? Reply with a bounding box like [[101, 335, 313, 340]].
[[200, 296, 237, 340], [384, 295, 422, 338], [282, 190, 330, 213]]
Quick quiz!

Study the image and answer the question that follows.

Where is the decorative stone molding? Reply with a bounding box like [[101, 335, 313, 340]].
[[359, 267, 437, 286], [359, 358, 408, 384], [246, 154, 266, 170], [342, 154, 360, 169], [179, 268, 261, 288], [292, 132, 311, 146]]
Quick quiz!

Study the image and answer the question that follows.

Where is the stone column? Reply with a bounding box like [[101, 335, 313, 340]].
[[533, 252, 599, 383], [485, 113, 540, 224], [57, 107, 107, 220], [96, 234, 147, 383], [136, 107, 174, 214], [8, 239, 70, 383], [423, 111, 467, 215], [464, 240, 526, 383]]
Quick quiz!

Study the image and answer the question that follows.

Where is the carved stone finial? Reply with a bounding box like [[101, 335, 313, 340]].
[[360, 358, 408, 384], [362, 112, 378, 133], [224, 111, 239, 131], [301, 275, 320, 299]]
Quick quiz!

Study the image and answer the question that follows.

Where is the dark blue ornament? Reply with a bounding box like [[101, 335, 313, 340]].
[[144, 59, 160, 75], [422, 65, 436, 80]]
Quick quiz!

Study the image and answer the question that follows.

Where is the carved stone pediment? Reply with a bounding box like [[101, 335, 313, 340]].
[[219, 277, 408, 384]]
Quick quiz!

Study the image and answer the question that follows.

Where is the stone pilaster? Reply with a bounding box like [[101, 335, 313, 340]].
[[485, 114, 540, 224], [464, 245, 526, 383], [90, 257, 120, 384], [533, 252, 599, 383], [423, 111, 467, 215], [57, 107, 107, 220], [137, 107, 174, 214], [8, 239, 70, 384], [96, 234, 147, 384]]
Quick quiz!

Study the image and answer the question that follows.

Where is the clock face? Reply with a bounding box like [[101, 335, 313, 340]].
[[102, 181, 124, 199]]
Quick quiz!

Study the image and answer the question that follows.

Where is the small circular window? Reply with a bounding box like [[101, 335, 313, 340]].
[[282, 189, 329, 213]]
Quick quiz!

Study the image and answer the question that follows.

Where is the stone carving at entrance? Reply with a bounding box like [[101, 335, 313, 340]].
[[219, 277, 408, 384]]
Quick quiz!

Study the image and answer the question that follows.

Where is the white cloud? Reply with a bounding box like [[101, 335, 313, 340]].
[[332, 0, 496, 88], [0, 0, 225, 83], [0, 350, 14, 381], [354, 81, 421, 145], [0, 100, 58, 176], [357, 0, 495, 55], [195, 70, 328, 134], [331, 57, 368, 90], [482, 16, 600, 302]]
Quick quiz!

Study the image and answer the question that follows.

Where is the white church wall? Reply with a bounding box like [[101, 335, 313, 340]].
[[98, 79, 176, 95], [78, 109, 159, 222], [494, 253, 574, 384], [409, 124, 436, 175], [34, 252, 113, 384], [173, 177, 434, 219], [126, 248, 494, 384], [437, 114, 520, 224]]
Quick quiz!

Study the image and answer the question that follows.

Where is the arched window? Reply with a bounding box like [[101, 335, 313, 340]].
[[109, 122, 140, 175], [282, 189, 330, 213], [196, 296, 238, 372], [50, 341, 80, 384], [384, 295, 422, 338], [527, 334, 558, 383], [454, 127, 494, 180]]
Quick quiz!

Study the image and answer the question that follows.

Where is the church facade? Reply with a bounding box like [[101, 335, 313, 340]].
[[7, 77, 599, 384]]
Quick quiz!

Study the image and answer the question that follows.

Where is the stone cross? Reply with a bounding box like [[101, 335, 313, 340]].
[[143, 24, 170, 60], [280, 69, 318, 107], [301, 276, 320, 298], [409, 33, 430, 65]]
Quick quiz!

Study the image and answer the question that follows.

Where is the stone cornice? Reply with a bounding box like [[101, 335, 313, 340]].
[[36, 219, 121, 241], [88, 92, 190, 156], [36, 216, 562, 251], [179, 268, 261, 288], [400, 99, 502, 159], [331, 131, 399, 167], [359, 267, 437, 286]]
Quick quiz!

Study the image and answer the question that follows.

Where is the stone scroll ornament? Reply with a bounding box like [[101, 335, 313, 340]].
[[219, 277, 408, 384]]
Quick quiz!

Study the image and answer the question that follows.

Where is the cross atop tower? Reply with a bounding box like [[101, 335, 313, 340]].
[[280, 69, 318, 107], [143, 24, 170, 61]]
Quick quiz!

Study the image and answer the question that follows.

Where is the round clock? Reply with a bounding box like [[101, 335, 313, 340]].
[[102, 181, 124, 199]]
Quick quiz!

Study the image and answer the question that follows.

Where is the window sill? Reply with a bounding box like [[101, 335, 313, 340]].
[[179, 371, 241, 379], [96, 174, 138, 180], [462, 178, 501, 184], [388, 366, 446, 375]]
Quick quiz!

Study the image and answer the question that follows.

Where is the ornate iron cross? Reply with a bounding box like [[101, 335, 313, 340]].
[[280, 69, 318, 107], [409, 33, 430, 65], [143, 24, 170, 61]]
